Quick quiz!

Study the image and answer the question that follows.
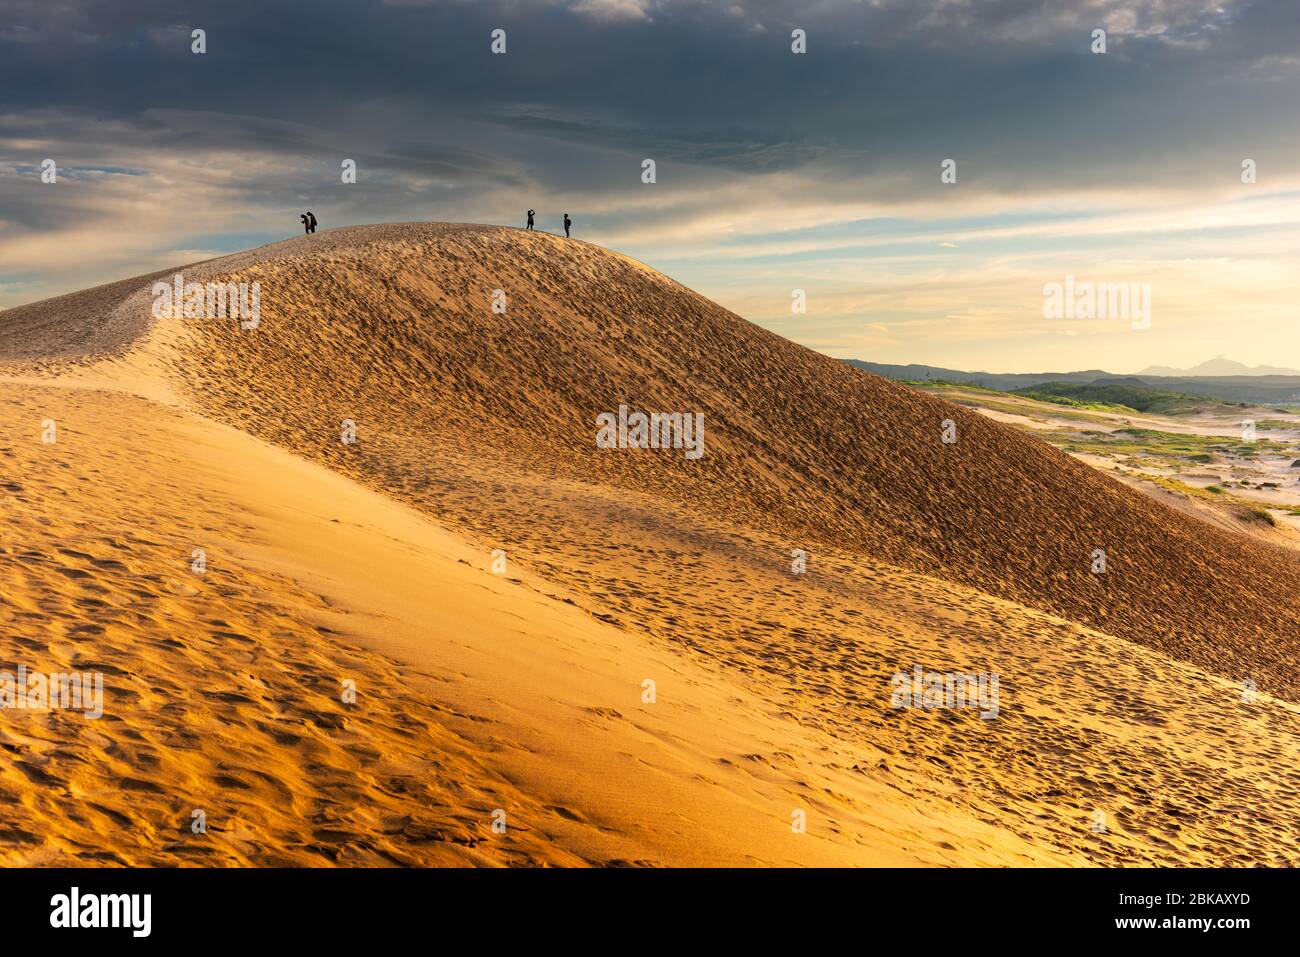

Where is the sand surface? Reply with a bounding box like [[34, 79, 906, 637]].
[[3, 223, 1299, 866]]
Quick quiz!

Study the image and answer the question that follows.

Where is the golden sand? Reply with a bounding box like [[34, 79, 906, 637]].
[[2, 223, 1298, 866]]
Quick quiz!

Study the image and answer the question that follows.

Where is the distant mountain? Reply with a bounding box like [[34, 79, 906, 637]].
[[844, 360, 1300, 406], [1138, 358, 1300, 377]]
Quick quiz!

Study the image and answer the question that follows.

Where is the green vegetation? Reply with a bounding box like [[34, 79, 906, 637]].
[[1012, 390, 1133, 413], [1148, 475, 1221, 500], [906, 382, 1128, 424], [898, 379, 1004, 395], [1238, 506, 1278, 526], [903, 380, 1300, 480], [1044, 424, 1296, 472], [1012, 381, 1233, 415], [903, 379, 1300, 528], [1143, 476, 1292, 526]]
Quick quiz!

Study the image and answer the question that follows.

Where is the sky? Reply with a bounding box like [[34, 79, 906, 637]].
[[1, 0, 1298, 373]]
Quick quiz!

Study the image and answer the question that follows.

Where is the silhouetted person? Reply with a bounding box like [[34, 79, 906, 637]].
[[563, 213, 571, 238], [307, 211, 318, 234], [526, 209, 535, 230], [299, 213, 311, 235]]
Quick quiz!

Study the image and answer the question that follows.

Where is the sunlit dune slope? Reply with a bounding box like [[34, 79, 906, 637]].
[[5, 381, 1023, 866], [10, 223, 1292, 700]]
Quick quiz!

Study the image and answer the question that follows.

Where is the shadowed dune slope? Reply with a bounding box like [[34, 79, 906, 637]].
[[5, 222, 1299, 701]]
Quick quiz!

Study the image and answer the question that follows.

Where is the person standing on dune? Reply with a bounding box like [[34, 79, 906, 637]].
[[563, 213, 571, 238], [526, 209, 535, 231], [307, 211, 318, 234]]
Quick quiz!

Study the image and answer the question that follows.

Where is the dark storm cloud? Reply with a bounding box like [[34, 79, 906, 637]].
[[486, 109, 826, 172], [5, 0, 1294, 195], [4, 1, 1295, 175], [1, 0, 1298, 304]]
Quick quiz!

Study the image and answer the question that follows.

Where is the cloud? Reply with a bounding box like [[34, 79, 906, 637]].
[[569, 0, 653, 21]]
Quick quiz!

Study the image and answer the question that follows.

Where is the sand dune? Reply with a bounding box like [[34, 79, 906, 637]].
[[3, 223, 1299, 866]]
